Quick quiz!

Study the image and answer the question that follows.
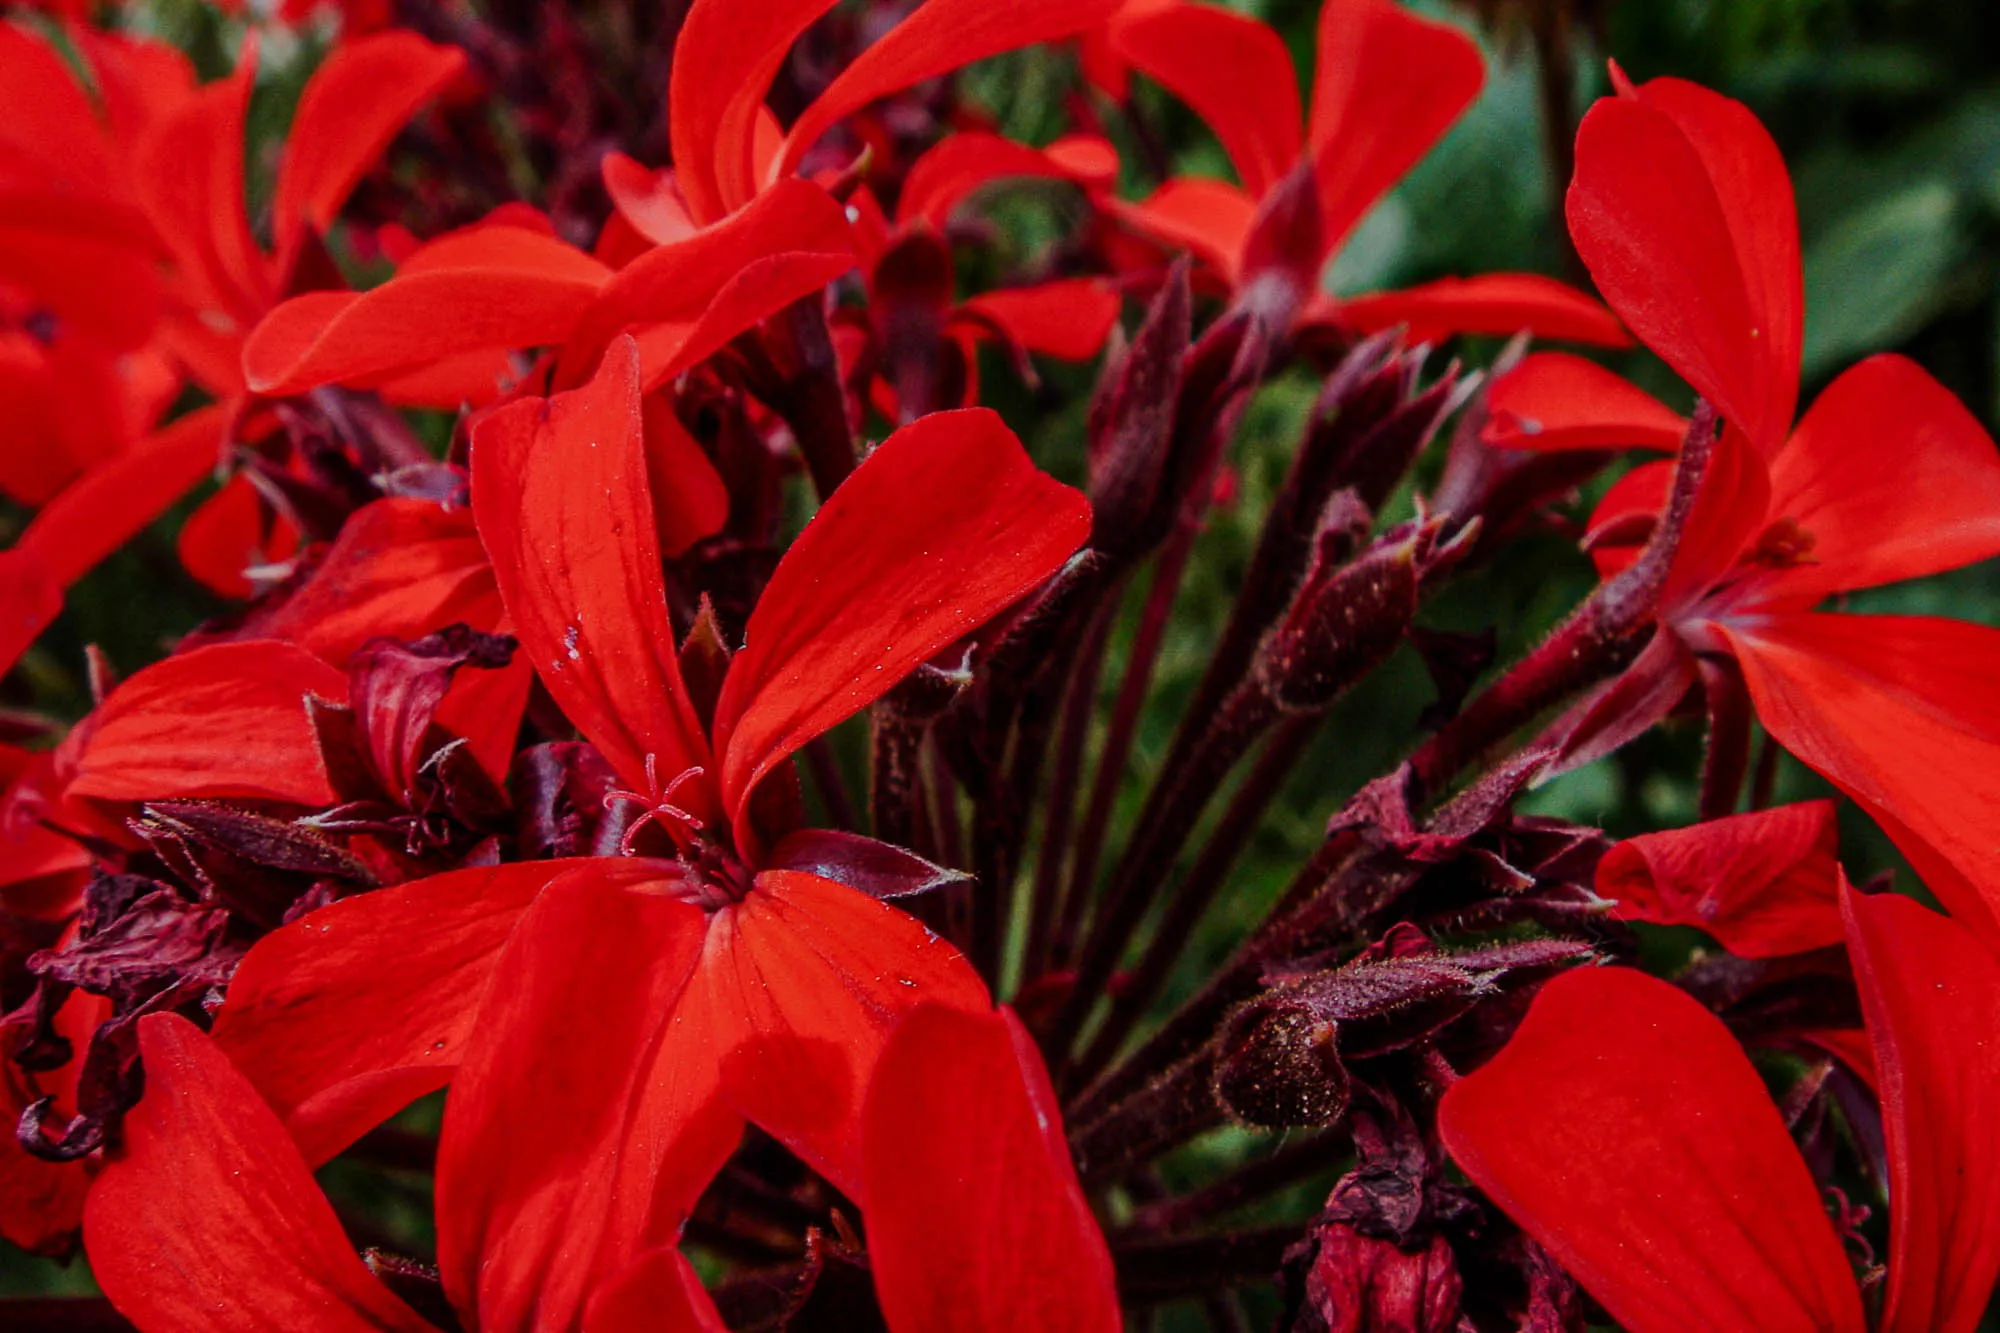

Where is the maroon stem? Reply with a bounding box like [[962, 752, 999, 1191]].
[[1055, 524, 1200, 966], [1069, 713, 1319, 1084], [1405, 403, 1720, 801], [1026, 602, 1117, 977]]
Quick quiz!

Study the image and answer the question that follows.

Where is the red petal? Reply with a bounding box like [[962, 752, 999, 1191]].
[[709, 408, 1089, 852], [627, 249, 858, 391], [1108, 2, 1301, 198], [602, 152, 699, 246], [84, 1014, 432, 1333], [668, 0, 841, 224], [1721, 612, 2000, 952], [471, 337, 711, 798], [132, 54, 271, 337], [774, 0, 1123, 190], [1482, 352, 1686, 453], [643, 394, 730, 557], [703, 871, 988, 1200], [177, 472, 301, 600], [1335, 274, 1630, 348], [958, 279, 1122, 361], [211, 860, 578, 1164], [0, 548, 60, 678], [1308, 0, 1483, 253], [243, 223, 611, 396], [586, 1248, 728, 1333], [1844, 886, 2000, 1333], [1568, 79, 1800, 453], [271, 32, 464, 250], [1764, 354, 2000, 603], [222, 497, 501, 667], [1438, 967, 1865, 1333], [0, 24, 118, 191], [554, 178, 852, 390], [68, 641, 347, 805], [1599, 801, 1841, 958], [1112, 177, 1257, 280], [1657, 421, 1771, 615], [434, 866, 723, 1333], [862, 1004, 1120, 1333], [18, 404, 225, 589], [0, 196, 164, 354], [897, 132, 1105, 229]]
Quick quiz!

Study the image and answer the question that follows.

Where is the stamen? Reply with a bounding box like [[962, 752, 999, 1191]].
[[602, 755, 707, 856]]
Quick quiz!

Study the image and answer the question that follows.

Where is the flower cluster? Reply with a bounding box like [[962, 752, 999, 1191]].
[[3, 0, 1999, 1329]]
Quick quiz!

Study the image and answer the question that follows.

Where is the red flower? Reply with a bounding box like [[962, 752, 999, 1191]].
[[91, 1000, 1117, 1332], [1439, 880, 2000, 1333], [1097, 0, 1626, 345], [207, 340, 1091, 1328], [1496, 75, 2000, 949]]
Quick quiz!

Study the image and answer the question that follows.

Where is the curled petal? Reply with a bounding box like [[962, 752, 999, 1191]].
[[1599, 801, 1841, 958]]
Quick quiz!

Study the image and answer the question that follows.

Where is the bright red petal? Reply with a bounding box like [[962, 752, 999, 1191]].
[[470, 336, 712, 798], [18, 404, 225, 589], [586, 1248, 728, 1333], [862, 1004, 1120, 1333], [434, 866, 721, 1333], [1568, 79, 1800, 453], [1438, 967, 1865, 1333], [1764, 354, 2000, 603], [668, 0, 841, 223], [221, 497, 502, 667], [85, 1014, 432, 1333], [1483, 352, 1686, 453], [709, 408, 1089, 851], [1308, 0, 1484, 253], [1721, 612, 2000, 955], [705, 870, 989, 1201], [1844, 886, 2000, 1333], [68, 641, 347, 805], [1108, 2, 1301, 197], [243, 224, 611, 396], [897, 132, 1107, 229], [775, 0, 1123, 189], [211, 860, 579, 1164], [958, 279, 1122, 361], [1334, 274, 1630, 348], [1599, 801, 1841, 958], [271, 32, 464, 251], [1112, 176, 1258, 281], [554, 178, 852, 390], [643, 394, 730, 557]]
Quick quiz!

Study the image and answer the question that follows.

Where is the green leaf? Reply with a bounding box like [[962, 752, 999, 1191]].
[[1802, 180, 1963, 377]]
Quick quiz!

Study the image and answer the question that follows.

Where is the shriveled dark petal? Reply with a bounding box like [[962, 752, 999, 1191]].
[[128, 811, 358, 931], [27, 887, 234, 1010], [1283, 1225, 1462, 1333], [139, 802, 375, 885], [509, 742, 621, 860], [763, 829, 972, 901], [349, 624, 517, 804]]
